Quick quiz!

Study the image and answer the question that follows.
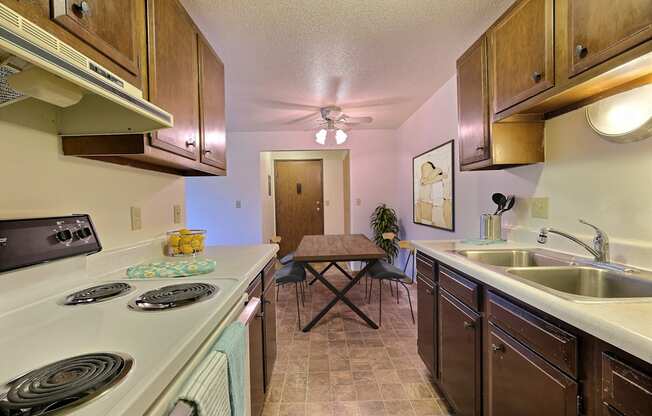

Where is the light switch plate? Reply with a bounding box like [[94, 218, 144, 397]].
[[130, 206, 142, 230], [356, 198, 362, 206], [531, 197, 549, 219], [235, 200, 242, 209], [173, 205, 182, 224]]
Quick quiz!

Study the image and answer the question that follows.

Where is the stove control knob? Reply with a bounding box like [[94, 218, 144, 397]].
[[76, 227, 92, 239], [55, 229, 73, 243]]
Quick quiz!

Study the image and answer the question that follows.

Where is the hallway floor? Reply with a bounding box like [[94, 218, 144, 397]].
[[262, 264, 452, 416]]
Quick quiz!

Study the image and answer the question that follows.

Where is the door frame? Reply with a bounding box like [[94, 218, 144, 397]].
[[273, 159, 325, 253]]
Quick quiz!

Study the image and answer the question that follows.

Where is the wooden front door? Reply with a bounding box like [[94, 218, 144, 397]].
[[274, 160, 324, 257]]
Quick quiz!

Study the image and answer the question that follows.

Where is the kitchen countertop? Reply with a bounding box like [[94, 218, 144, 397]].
[[412, 240, 652, 364], [0, 242, 279, 416]]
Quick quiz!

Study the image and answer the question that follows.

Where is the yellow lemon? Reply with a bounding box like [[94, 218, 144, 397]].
[[181, 245, 194, 255], [180, 236, 193, 245], [179, 229, 191, 235], [191, 240, 201, 249], [170, 246, 180, 255], [168, 235, 181, 246]]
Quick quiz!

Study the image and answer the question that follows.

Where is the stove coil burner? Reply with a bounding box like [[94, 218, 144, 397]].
[[129, 283, 217, 311], [64, 283, 133, 305], [0, 352, 132, 415]]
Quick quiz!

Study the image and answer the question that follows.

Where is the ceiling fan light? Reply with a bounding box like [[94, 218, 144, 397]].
[[335, 129, 348, 144], [315, 129, 327, 145]]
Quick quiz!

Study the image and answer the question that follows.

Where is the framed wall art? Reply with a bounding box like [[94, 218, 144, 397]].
[[412, 140, 455, 231]]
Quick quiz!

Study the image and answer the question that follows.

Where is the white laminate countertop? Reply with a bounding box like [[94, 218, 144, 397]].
[[412, 240, 652, 364]]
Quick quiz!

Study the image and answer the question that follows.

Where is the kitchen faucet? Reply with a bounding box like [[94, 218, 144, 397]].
[[538, 219, 610, 263]]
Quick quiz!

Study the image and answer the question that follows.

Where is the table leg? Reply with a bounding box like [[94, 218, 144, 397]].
[[308, 262, 335, 286], [302, 260, 378, 332]]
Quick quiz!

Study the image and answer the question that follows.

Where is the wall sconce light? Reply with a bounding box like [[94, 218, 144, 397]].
[[586, 83, 652, 143]]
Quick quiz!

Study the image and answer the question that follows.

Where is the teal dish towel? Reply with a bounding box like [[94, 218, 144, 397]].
[[214, 322, 247, 416], [177, 351, 231, 416]]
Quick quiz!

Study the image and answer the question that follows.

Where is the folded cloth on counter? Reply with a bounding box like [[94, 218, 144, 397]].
[[126, 259, 216, 278], [177, 350, 231, 416], [213, 322, 247, 416]]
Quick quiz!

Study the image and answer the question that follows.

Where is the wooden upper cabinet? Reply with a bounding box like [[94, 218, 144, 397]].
[[198, 35, 227, 170], [568, 0, 652, 77], [457, 36, 490, 167], [490, 0, 554, 114], [51, 0, 141, 78], [147, 0, 200, 160]]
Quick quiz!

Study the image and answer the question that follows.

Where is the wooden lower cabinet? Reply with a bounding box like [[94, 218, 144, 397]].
[[247, 277, 265, 416], [438, 289, 481, 416], [487, 324, 578, 416], [417, 274, 437, 377], [416, 253, 652, 416], [262, 261, 277, 391]]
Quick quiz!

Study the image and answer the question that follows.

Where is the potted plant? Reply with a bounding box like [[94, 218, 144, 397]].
[[370, 204, 400, 263]]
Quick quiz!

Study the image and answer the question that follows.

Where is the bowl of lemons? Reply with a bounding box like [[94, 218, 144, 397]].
[[166, 229, 206, 256]]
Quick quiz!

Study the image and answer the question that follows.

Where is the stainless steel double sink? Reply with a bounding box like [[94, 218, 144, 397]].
[[452, 249, 652, 302]]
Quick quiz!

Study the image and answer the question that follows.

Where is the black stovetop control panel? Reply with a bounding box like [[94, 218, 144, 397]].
[[0, 215, 102, 273]]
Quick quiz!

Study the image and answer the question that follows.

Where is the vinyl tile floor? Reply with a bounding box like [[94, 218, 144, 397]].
[[262, 263, 452, 416]]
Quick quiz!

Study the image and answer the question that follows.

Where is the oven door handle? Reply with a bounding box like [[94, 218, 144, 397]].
[[238, 297, 261, 325], [169, 400, 196, 416]]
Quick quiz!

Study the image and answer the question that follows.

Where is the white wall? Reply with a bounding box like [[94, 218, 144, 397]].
[[396, 75, 652, 268], [0, 100, 186, 250], [187, 130, 397, 245]]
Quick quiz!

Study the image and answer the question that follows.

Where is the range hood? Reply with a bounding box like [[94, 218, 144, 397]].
[[0, 3, 173, 135]]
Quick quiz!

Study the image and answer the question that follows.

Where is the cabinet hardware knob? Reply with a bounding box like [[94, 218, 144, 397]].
[[491, 343, 505, 353], [426, 288, 434, 295], [185, 138, 197, 147], [256, 312, 264, 319], [463, 321, 474, 329], [72, 1, 91, 16], [202, 149, 212, 155], [576, 44, 588, 59], [531, 71, 543, 82], [476, 145, 485, 151]]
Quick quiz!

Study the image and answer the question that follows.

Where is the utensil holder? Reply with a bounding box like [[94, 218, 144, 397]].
[[480, 214, 502, 241]]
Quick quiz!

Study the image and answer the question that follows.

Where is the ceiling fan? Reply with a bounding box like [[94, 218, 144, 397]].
[[313, 105, 373, 145]]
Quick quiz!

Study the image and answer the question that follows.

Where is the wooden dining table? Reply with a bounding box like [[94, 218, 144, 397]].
[[293, 234, 386, 332]]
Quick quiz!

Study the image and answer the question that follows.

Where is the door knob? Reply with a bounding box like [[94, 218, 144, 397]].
[[531, 71, 543, 83], [491, 343, 505, 353], [575, 44, 588, 59], [73, 1, 91, 16]]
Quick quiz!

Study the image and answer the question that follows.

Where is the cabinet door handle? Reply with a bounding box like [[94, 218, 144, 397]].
[[491, 343, 505, 353], [185, 138, 197, 147], [531, 71, 543, 83], [202, 149, 212, 154], [463, 321, 475, 329], [426, 288, 434, 295], [256, 312, 264, 319], [476, 145, 485, 152], [72, 1, 91, 16], [575, 44, 588, 59]]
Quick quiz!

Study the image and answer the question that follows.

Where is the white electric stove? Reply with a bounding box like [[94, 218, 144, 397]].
[[0, 215, 251, 416]]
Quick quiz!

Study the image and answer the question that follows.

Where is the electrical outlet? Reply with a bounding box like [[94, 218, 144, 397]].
[[531, 197, 549, 219], [356, 198, 362, 206], [173, 205, 182, 224], [130, 206, 142, 230], [235, 200, 242, 209]]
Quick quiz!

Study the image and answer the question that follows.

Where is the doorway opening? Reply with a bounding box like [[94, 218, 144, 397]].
[[260, 150, 350, 256]]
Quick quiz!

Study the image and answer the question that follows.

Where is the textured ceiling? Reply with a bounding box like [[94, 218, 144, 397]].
[[180, 0, 514, 132]]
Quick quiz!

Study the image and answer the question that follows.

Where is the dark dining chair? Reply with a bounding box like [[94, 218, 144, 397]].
[[367, 259, 415, 326]]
